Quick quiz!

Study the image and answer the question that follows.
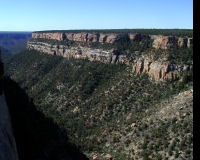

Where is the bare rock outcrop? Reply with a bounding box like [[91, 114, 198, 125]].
[[32, 32, 64, 41], [178, 37, 188, 47], [152, 35, 178, 49], [132, 55, 192, 82], [187, 38, 193, 48], [32, 32, 193, 49], [27, 40, 192, 82], [28, 31, 193, 82], [152, 35, 193, 49], [27, 41, 129, 64]]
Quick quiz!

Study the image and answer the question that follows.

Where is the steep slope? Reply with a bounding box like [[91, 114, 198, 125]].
[[0, 93, 18, 160], [5, 50, 193, 159], [0, 48, 18, 160], [3, 77, 88, 160]]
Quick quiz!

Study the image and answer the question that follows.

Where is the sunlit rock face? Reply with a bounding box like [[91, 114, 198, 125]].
[[132, 54, 192, 82], [32, 32, 64, 41], [27, 41, 129, 64], [178, 37, 188, 47], [151, 35, 193, 49], [27, 32, 193, 82], [32, 32, 193, 49]]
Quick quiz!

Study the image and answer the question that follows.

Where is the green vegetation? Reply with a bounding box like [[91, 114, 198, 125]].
[[5, 50, 193, 159], [34, 29, 193, 37], [29, 36, 153, 54], [143, 47, 193, 64], [29, 36, 193, 66], [3, 77, 88, 160]]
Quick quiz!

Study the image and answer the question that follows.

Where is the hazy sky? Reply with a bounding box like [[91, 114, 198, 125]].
[[0, 0, 193, 31]]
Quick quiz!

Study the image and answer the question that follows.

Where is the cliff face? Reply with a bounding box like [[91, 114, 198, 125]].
[[27, 32, 193, 82], [151, 35, 193, 49], [32, 32, 126, 43], [132, 55, 192, 81], [32, 32, 193, 48], [27, 41, 129, 64]]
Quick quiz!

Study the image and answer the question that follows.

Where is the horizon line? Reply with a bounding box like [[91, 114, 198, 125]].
[[0, 28, 193, 33]]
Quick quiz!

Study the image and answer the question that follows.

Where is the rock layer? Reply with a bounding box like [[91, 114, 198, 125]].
[[132, 56, 191, 81], [32, 32, 193, 49], [27, 40, 192, 82], [28, 32, 193, 82], [27, 41, 129, 64]]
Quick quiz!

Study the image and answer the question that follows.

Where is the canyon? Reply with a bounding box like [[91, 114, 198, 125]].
[[4, 48, 193, 160], [27, 31, 193, 82]]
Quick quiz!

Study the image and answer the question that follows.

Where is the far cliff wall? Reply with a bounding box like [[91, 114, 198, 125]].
[[27, 31, 193, 82], [32, 32, 193, 49]]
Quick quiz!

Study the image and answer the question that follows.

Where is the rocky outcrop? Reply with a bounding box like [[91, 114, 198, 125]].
[[32, 32, 64, 41], [28, 32, 193, 82], [178, 37, 188, 47], [32, 32, 193, 49], [27, 41, 130, 64], [152, 35, 178, 49], [27, 40, 192, 82], [32, 32, 124, 43], [187, 38, 193, 48], [151, 35, 193, 49], [132, 55, 192, 82]]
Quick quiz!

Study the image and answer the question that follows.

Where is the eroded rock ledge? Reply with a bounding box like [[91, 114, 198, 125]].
[[132, 55, 192, 82], [27, 32, 193, 82], [27, 41, 130, 64], [32, 32, 193, 49]]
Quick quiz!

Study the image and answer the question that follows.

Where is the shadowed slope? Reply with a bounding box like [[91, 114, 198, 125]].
[[4, 77, 88, 160]]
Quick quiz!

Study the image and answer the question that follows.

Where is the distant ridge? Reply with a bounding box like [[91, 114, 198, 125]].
[[34, 29, 193, 37]]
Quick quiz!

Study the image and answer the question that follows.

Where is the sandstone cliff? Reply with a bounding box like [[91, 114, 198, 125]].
[[27, 31, 193, 82], [27, 41, 129, 64], [132, 54, 192, 81], [32, 32, 193, 49]]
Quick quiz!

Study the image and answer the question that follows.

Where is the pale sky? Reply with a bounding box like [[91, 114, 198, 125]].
[[0, 0, 193, 31]]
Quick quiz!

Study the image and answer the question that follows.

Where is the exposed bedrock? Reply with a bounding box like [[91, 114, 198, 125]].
[[27, 41, 129, 64], [132, 56, 192, 82], [27, 40, 192, 82], [32, 32, 193, 49]]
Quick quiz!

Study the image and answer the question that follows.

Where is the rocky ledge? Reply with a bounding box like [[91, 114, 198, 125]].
[[27, 32, 193, 82], [132, 55, 192, 81], [32, 32, 193, 49], [27, 41, 130, 64]]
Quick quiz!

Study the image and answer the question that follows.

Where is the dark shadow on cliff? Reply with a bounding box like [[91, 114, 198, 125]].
[[3, 77, 88, 160]]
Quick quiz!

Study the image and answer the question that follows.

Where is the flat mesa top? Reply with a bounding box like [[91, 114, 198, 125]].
[[33, 29, 193, 37]]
